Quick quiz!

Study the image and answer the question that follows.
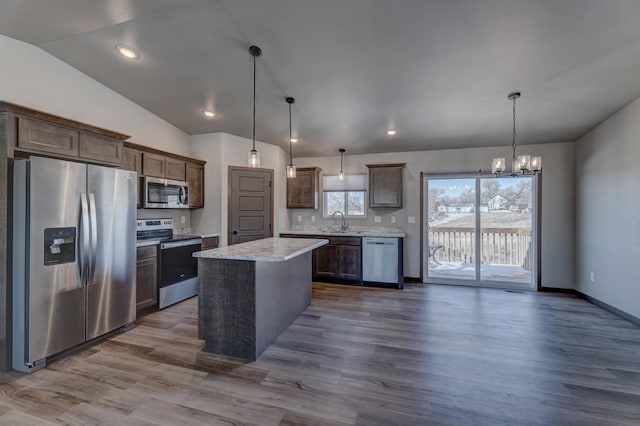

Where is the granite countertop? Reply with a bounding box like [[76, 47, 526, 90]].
[[136, 239, 160, 247], [282, 226, 405, 238], [193, 237, 328, 262], [199, 233, 220, 239]]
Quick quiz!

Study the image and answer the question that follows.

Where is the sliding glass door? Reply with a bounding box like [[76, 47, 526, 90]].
[[424, 174, 537, 289]]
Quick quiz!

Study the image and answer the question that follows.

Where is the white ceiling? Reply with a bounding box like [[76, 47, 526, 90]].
[[2, 0, 640, 157]]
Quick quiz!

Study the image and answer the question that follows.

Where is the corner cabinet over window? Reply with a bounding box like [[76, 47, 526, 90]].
[[287, 167, 321, 209], [367, 163, 406, 208]]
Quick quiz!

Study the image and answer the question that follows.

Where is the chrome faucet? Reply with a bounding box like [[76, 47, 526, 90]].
[[331, 210, 348, 231]]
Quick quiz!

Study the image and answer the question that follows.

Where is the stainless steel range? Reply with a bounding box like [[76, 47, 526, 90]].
[[136, 219, 201, 309]]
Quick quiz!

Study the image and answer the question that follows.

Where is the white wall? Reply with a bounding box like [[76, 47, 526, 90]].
[[292, 142, 575, 285], [0, 35, 190, 156], [576, 96, 640, 319], [190, 132, 289, 246]]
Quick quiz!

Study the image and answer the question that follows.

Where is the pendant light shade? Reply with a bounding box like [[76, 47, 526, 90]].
[[338, 148, 346, 181], [248, 45, 262, 168], [492, 92, 541, 176], [286, 97, 296, 179]]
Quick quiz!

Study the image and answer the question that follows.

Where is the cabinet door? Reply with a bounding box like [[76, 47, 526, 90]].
[[123, 147, 142, 174], [17, 117, 78, 157], [136, 255, 158, 311], [166, 158, 186, 181], [313, 245, 338, 278], [338, 245, 362, 281], [369, 166, 403, 208], [287, 167, 319, 209], [79, 132, 123, 165], [186, 162, 204, 208], [142, 152, 166, 178]]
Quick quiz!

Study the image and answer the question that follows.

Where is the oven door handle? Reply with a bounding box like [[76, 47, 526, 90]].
[[161, 239, 202, 250]]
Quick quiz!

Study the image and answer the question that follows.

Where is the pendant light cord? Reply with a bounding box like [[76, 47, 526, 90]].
[[289, 102, 293, 164], [252, 53, 256, 151], [511, 94, 517, 164]]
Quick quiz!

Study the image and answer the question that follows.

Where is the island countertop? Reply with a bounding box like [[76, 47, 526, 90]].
[[193, 237, 328, 262]]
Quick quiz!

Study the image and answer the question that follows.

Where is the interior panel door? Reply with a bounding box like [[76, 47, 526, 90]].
[[229, 168, 273, 245]]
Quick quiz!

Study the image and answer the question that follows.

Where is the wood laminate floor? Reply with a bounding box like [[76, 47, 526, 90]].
[[1, 283, 640, 425]]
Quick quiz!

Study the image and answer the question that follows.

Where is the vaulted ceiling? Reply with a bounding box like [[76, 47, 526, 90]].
[[2, 0, 640, 157]]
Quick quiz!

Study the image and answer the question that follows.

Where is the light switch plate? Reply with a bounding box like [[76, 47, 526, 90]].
[[311, 215, 316, 222], [391, 216, 396, 223], [297, 215, 302, 222], [374, 216, 381, 223], [408, 216, 416, 224], [181, 216, 186, 224]]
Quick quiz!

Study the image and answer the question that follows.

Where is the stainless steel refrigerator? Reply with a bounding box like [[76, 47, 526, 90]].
[[13, 156, 136, 373]]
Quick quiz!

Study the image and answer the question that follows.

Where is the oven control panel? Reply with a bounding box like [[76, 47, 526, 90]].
[[136, 218, 174, 232]]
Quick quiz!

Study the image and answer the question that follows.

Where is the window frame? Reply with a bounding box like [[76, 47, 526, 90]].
[[323, 190, 367, 218]]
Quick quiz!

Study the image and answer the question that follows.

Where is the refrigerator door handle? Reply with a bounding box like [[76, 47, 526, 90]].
[[88, 193, 98, 285], [79, 193, 90, 288]]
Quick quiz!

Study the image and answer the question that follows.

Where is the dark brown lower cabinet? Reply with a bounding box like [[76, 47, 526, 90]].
[[136, 245, 158, 313], [282, 234, 362, 284]]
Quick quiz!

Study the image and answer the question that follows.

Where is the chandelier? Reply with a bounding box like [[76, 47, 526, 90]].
[[491, 92, 541, 176]]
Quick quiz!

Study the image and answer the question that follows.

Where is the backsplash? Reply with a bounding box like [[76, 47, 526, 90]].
[[289, 209, 413, 229], [290, 224, 405, 234]]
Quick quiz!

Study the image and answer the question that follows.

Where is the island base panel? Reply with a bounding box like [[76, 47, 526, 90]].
[[198, 253, 312, 360]]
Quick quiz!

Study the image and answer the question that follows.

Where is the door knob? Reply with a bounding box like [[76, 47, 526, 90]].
[[232, 230, 238, 235]]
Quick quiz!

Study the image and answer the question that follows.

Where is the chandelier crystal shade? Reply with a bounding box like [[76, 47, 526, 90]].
[[286, 97, 296, 179], [248, 45, 262, 168], [492, 92, 541, 176]]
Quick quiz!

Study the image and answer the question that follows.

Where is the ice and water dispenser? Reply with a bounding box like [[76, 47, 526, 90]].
[[43, 227, 76, 265]]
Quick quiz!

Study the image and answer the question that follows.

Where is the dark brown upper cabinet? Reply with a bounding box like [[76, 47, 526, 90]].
[[287, 167, 321, 209], [166, 157, 186, 181], [123, 147, 142, 174], [367, 163, 406, 209], [142, 152, 166, 178], [186, 162, 204, 208]]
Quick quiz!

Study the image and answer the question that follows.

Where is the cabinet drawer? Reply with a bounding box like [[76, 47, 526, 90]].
[[79, 132, 123, 165], [201, 236, 219, 250], [327, 236, 361, 246], [17, 117, 78, 157], [137, 245, 157, 260]]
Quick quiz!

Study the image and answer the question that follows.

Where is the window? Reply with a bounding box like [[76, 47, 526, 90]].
[[322, 174, 366, 218]]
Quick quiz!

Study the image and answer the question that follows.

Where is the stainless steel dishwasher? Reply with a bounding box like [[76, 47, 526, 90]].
[[362, 237, 399, 285]]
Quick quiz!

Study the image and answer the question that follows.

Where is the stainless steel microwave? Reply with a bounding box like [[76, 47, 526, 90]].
[[143, 177, 189, 209]]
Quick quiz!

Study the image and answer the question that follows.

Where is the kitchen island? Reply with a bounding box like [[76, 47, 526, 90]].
[[193, 237, 328, 360]]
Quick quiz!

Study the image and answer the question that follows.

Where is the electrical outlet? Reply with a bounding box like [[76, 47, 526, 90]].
[[297, 215, 302, 222], [311, 215, 316, 222], [408, 216, 416, 224], [391, 216, 396, 224], [374, 216, 381, 223], [590, 272, 595, 282], [181, 215, 186, 224]]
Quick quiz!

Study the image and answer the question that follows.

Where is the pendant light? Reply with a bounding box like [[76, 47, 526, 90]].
[[286, 97, 297, 178], [338, 148, 346, 181], [492, 92, 542, 176], [248, 45, 262, 168]]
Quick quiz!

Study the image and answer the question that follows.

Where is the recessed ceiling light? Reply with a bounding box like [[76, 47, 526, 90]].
[[202, 110, 216, 118], [116, 44, 140, 59], [386, 129, 397, 136], [290, 137, 298, 143]]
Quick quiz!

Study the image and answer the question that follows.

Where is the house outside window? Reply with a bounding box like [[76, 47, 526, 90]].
[[322, 174, 366, 218]]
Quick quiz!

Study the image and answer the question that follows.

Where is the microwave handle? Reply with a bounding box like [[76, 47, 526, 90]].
[[179, 185, 186, 205]]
